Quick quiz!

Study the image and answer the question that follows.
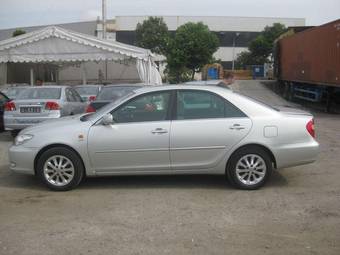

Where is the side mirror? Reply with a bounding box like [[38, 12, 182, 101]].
[[101, 113, 114, 125]]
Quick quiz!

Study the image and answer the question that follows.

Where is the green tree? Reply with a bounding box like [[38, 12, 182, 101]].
[[166, 22, 219, 82], [235, 23, 286, 66], [235, 51, 252, 69], [12, 29, 26, 37], [135, 17, 169, 55]]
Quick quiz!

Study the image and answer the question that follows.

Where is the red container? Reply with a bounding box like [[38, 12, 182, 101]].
[[278, 19, 340, 87]]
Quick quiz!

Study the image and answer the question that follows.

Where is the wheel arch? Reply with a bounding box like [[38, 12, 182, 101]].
[[226, 143, 277, 170], [34, 143, 86, 176]]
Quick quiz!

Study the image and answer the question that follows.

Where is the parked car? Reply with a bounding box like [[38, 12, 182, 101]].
[[74, 85, 102, 102], [86, 84, 143, 112], [4, 86, 87, 136], [1, 86, 29, 100], [8, 85, 319, 191], [0, 92, 10, 132]]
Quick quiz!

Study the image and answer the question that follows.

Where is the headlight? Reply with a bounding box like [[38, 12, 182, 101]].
[[14, 134, 34, 146]]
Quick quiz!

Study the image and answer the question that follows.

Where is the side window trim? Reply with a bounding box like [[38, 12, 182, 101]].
[[174, 89, 247, 120]]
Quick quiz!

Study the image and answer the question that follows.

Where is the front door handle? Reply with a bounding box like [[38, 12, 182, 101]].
[[229, 124, 246, 130], [151, 128, 168, 134]]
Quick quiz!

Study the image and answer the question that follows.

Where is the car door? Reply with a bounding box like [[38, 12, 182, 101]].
[[170, 90, 252, 171], [70, 88, 86, 113], [88, 90, 173, 173]]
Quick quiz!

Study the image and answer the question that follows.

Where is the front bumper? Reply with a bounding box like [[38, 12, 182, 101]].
[[9, 145, 39, 175], [4, 114, 61, 130]]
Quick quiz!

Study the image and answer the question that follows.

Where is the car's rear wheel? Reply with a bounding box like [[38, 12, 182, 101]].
[[36, 147, 84, 191], [227, 146, 272, 190]]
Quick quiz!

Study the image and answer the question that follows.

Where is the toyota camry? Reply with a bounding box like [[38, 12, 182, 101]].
[[8, 85, 319, 191]]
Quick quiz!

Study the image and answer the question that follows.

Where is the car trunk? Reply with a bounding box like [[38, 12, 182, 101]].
[[10, 99, 60, 117]]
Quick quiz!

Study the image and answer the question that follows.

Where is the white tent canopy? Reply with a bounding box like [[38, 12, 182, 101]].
[[0, 26, 162, 84]]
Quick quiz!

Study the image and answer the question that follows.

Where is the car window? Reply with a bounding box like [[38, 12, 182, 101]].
[[70, 89, 83, 102], [176, 90, 246, 120], [97, 86, 139, 101], [65, 88, 76, 102], [16, 88, 61, 100], [75, 86, 99, 95], [111, 91, 171, 123]]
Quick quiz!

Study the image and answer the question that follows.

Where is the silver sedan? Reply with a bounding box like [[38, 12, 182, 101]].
[[8, 85, 319, 191], [4, 86, 87, 136]]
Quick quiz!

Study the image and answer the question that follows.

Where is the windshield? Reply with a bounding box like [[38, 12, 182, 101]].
[[80, 91, 136, 122], [6, 87, 27, 98], [97, 86, 139, 101], [75, 86, 99, 95], [16, 88, 62, 100]]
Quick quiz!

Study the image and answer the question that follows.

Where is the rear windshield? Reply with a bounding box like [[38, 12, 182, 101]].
[[6, 87, 27, 98], [16, 88, 62, 100], [75, 86, 99, 95], [97, 86, 139, 101]]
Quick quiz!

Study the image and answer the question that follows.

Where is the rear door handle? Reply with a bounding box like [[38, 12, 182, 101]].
[[151, 128, 168, 134], [229, 124, 246, 130]]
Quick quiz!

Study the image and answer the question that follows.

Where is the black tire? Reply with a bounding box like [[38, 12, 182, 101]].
[[36, 147, 84, 191], [226, 146, 273, 190]]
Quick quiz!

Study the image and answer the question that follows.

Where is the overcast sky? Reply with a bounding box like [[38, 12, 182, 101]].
[[0, 0, 339, 29]]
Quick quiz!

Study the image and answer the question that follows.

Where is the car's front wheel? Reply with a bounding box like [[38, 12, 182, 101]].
[[227, 146, 273, 190], [36, 147, 84, 191]]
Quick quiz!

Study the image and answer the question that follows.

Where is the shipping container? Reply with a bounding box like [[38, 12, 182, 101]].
[[277, 19, 340, 86], [274, 19, 340, 110]]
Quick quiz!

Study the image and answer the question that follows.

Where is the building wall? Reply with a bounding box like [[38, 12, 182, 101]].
[[115, 16, 305, 31]]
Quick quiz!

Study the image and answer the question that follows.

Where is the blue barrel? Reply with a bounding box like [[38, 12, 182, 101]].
[[207, 67, 218, 80], [252, 65, 264, 79]]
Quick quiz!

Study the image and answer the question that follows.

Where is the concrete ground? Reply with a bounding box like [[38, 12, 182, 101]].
[[0, 80, 339, 255]]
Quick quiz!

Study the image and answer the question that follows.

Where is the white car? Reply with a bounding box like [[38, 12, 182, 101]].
[[9, 85, 319, 191]]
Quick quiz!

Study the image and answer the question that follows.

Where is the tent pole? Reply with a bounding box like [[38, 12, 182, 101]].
[[81, 63, 87, 84], [30, 67, 34, 86]]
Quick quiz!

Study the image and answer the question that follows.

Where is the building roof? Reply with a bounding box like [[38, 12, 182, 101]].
[[0, 20, 101, 41]]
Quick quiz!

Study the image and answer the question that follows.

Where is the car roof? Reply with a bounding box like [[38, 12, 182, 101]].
[[101, 84, 145, 88], [133, 84, 233, 94], [74, 84, 102, 87], [22, 85, 68, 89], [184, 80, 223, 85]]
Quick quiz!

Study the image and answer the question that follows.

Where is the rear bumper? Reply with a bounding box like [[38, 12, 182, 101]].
[[274, 140, 319, 169], [4, 114, 61, 130], [9, 145, 38, 175]]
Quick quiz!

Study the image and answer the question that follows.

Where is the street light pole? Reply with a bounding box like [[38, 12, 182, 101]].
[[232, 32, 240, 71], [102, 0, 107, 39]]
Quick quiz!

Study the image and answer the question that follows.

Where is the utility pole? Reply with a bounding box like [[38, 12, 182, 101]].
[[102, 0, 108, 83], [102, 0, 107, 39], [232, 32, 240, 71]]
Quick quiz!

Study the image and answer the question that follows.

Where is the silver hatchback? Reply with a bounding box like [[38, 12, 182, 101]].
[[4, 86, 87, 135], [8, 85, 319, 191]]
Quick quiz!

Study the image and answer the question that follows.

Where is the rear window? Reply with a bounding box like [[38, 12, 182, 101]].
[[6, 87, 27, 98], [16, 88, 62, 100], [97, 86, 139, 101], [75, 86, 99, 95]]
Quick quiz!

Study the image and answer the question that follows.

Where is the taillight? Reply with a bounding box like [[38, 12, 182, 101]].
[[5, 101, 16, 111], [86, 105, 96, 113], [45, 101, 60, 110], [89, 96, 96, 101], [306, 119, 315, 138]]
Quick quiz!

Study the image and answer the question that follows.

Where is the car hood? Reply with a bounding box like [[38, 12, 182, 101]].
[[20, 114, 88, 134]]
